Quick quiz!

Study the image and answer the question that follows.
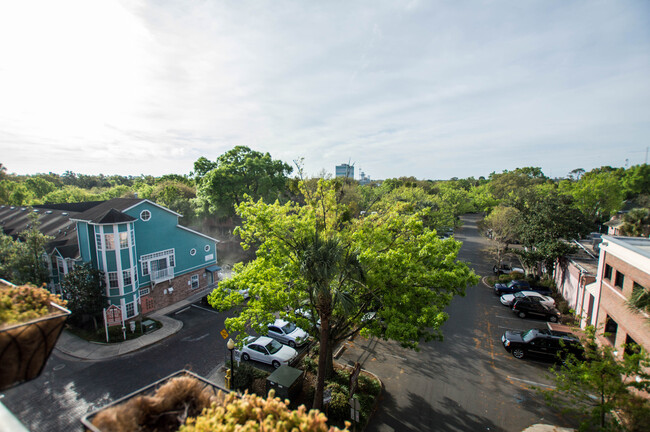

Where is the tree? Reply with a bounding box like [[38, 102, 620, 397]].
[[0, 213, 53, 285], [194, 146, 293, 216], [560, 170, 625, 224], [482, 205, 521, 266], [541, 327, 650, 431], [208, 180, 478, 410], [620, 208, 650, 237], [510, 191, 591, 276], [488, 167, 549, 201], [61, 263, 106, 329]]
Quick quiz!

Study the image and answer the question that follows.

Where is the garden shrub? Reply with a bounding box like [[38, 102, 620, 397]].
[[232, 362, 268, 390], [357, 374, 381, 396]]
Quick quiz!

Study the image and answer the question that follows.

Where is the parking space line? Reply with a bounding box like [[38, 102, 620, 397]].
[[507, 376, 556, 389], [191, 304, 221, 314], [495, 315, 522, 320]]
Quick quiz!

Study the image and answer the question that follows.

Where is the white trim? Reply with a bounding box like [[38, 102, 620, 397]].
[[177, 224, 219, 243], [139, 209, 151, 222], [123, 199, 183, 218]]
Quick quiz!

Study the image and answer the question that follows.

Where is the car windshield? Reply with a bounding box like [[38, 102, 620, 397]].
[[265, 339, 283, 355], [508, 281, 518, 288], [281, 322, 297, 333], [522, 330, 536, 342], [514, 292, 524, 298]]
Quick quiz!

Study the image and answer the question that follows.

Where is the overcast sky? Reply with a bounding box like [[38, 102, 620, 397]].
[[1, 1, 648, 181]]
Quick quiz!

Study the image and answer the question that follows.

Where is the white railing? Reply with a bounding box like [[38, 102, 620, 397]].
[[150, 267, 174, 283]]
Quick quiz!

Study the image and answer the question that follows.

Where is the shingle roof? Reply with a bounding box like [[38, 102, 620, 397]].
[[72, 199, 144, 224]]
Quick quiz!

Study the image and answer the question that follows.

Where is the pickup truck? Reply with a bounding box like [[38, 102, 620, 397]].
[[493, 280, 552, 296]]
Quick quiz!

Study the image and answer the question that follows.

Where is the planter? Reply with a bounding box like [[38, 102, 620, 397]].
[[0, 302, 71, 391], [81, 370, 228, 432]]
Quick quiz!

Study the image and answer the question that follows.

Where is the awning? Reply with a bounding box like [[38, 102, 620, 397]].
[[205, 265, 221, 273]]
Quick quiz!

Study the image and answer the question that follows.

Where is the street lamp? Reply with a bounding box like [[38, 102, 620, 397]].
[[227, 338, 235, 390]]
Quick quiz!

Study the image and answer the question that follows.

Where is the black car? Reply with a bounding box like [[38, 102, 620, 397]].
[[512, 297, 561, 322], [501, 328, 584, 360], [493, 280, 530, 295], [493, 280, 552, 296]]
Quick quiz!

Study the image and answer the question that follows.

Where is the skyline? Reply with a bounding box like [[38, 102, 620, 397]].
[[1, 1, 649, 180]]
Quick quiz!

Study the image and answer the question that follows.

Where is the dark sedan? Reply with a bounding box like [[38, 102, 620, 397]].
[[493, 280, 530, 295], [502, 328, 584, 360], [512, 297, 561, 322]]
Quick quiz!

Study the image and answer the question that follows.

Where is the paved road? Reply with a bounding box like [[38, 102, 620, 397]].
[[1, 304, 234, 431], [344, 214, 577, 432]]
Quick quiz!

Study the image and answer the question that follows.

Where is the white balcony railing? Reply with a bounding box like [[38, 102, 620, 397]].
[[150, 267, 174, 283]]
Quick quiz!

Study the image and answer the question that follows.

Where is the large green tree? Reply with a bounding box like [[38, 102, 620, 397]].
[[194, 146, 293, 216], [208, 180, 478, 409]]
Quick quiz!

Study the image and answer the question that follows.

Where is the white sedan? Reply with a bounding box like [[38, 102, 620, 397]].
[[267, 319, 309, 348], [500, 290, 555, 307], [238, 336, 298, 369]]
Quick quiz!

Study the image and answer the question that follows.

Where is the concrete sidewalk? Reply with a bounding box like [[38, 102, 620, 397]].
[[54, 287, 214, 361]]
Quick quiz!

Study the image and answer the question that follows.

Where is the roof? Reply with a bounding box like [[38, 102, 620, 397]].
[[72, 199, 144, 224], [0, 205, 79, 258], [603, 235, 650, 260]]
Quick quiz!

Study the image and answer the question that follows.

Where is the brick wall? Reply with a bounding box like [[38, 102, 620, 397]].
[[141, 267, 211, 313]]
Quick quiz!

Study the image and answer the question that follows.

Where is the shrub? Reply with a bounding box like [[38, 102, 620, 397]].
[[357, 374, 381, 396], [303, 355, 317, 373], [327, 389, 349, 423], [232, 362, 268, 390], [182, 389, 350, 432]]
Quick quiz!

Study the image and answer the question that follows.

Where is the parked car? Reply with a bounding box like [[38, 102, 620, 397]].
[[492, 263, 524, 275], [500, 290, 555, 308], [493, 280, 530, 295], [238, 336, 298, 369], [267, 319, 309, 348], [501, 328, 584, 360], [512, 297, 561, 322], [493, 280, 552, 296]]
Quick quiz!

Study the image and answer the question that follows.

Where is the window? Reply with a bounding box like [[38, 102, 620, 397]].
[[119, 232, 129, 249], [140, 210, 151, 221], [142, 261, 149, 276], [130, 229, 135, 247], [126, 302, 135, 318], [190, 248, 197, 256], [95, 233, 103, 250], [204, 245, 210, 252], [614, 271, 625, 290], [604, 264, 613, 280], [57, 258, 65, 275], [104, 234, 115, 250], [140, 287, 150, 296], [169, 254, 175, 267], [191, 275, 199, 289], [123, 270, 132, 285], [108, 272, 119, 289], [604, 315, 618, 346]]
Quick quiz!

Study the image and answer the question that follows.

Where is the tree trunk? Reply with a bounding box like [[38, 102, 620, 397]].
[[324, 342, 335, 380], [313, 313, 329, 410]]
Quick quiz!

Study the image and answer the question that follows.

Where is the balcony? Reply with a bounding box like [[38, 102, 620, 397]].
[[150, 267, 174, 284]]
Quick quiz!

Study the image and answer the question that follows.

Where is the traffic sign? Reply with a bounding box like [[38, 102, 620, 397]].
[[220, 329, 228, 339]]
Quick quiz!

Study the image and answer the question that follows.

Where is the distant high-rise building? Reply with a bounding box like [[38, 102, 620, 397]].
[[335, 163, 354, 179], [359, 170, 371, 185]]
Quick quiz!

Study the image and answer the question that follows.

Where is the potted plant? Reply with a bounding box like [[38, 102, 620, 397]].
[[82, 370, 349, 432], [0, 281, 70, 390]]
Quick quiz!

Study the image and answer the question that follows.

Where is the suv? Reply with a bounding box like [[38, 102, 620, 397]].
[[512, 297, 561, 322], [501, 328, 583, 360]]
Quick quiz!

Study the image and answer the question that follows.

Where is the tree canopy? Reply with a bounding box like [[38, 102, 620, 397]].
[[208, 179, 478, 409]]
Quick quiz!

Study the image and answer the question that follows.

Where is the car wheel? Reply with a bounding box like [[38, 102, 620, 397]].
[[272, 360, 281, 369], [288, 341, 296, 348], [549, 315, 558, 323], [518, 311, 526, 319], [242, 353, 250, 361], [512, 348, 525, 359]]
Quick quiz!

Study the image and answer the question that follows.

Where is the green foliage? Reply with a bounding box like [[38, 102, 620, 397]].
[[209, 179, 477, 409], [0, 213, 52, 285], [541, 326, 650, 431], [61, 263, 106, 328], [181, 390, 350, 432], [559, 169, 625, 223], [620, 208, 650, 237], [0, 283, 67, 326], [231, 362, 269, 390], [195, 146, 292, 216]]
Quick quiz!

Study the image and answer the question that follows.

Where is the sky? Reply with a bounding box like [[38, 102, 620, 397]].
[[1, 1, 649, 181]]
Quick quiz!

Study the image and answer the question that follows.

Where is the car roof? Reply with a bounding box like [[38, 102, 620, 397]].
[[250, 336, 274, 345], [518, 290, 543, 296], [272, 318, 289, 327]]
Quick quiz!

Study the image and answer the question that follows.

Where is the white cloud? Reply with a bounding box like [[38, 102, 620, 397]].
[[0, 0, 648, 179]]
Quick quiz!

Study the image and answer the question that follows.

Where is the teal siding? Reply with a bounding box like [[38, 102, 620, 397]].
[[77, 221, 92, 262]]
